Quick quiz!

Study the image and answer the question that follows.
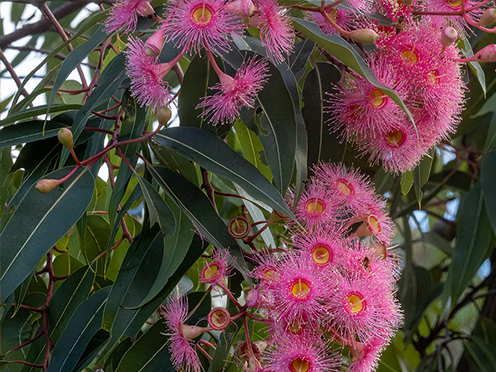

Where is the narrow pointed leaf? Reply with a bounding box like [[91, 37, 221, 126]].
[[137, 176, 176, 236], [152, 127, 294, 219], [0, 167, 94, 301], [46, 287, 111, 372], [0, 120, 67, 149]]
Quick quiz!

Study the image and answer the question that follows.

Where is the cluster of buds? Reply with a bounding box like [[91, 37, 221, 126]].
[[163, 162, 401, 372]]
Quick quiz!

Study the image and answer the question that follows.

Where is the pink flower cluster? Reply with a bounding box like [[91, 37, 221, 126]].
[[163, 162, 402, 372], [327, 15, 466, 174], [105, 0, 295, 123]]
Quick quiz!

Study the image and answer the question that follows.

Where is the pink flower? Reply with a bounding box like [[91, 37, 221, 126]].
[[349, 337, 388, 372], [354, 196, 395, 244], [311, 162, 375, 213], [271, 252, 327, 327], [253, 0, 294, 63], [105, 0, 155, 34], [264, 334, 340, 372], [306, 8, 353, 35], [327, 55, 408, 140], [198, 56, 269, 124], [200, 249, 233, 286], [424, 0, 484, 34], [293, 179, 340, 231], [164, 0, 243, 54], [324, 269, 400, 343], [163, 295, 204, 372], [125, 37, 173, 110], [290, 231, 346, 270]]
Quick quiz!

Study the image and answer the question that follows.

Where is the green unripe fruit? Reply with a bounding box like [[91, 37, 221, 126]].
[[58, 128, 74, 149], [35, 179, 59, 193]]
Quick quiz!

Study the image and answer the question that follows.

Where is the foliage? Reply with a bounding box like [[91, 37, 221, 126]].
[[1, 1, 496, 372]]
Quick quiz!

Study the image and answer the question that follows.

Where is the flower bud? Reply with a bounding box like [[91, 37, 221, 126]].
[[57, 128, 73, 149], [479, 8, 496, 26], [472, 44, 496, 62], [441, 27, 458, 52], [145, 27, 166, 56], [156, 106, 172, 127], [137, 1, 155, 18], [180, 324, 208, 339], [346, 29, 380, 44], [245, 289, 259, 308], [224, 0, 257, 18], [35, 179, 59, 193]]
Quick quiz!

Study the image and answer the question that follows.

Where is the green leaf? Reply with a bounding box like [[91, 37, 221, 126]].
[[413, 153, 434, 206], [46, 286, 111, 372], [0, 120, 67, 150], [147, 165, 251, 285], [289, 39, 315, 80], [233, 120, 272, 181], [460, 33, 487, 96], [101, 233, 205, 358], [0, 104, 82, 128], [60, 53, 128, 165], [443, 183, 494, 309], [0, 167, 94, 301], [10, 10, 109, 110], [47, 26, 108, 121], [292, 18, 414, 124], [401, 171, 414, 195], [302, 62, 345, 167], [114, 321, 174, 372], [73, 329, 110, 372], [138, 176, 176, 236], [152, 127, 294, 219], [482, 150, 496, 234], [178, 52, 220, 133], [133, 202, 194, 308]]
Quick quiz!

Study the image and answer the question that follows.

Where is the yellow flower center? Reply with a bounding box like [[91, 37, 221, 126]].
[[203, 264, 219, 280], [347, 293, 366, 313], [327, 9, 338, 22], [192, 4, 213, 25], [312, 245, 331, 265], [306, 198, 325, 214], [291, 279, 311, 299], [369, 89, 387, 108], [401, 48, 418, 65], [447, 0, 462, 8], [290, 358, 311, 372], [368, 214, 382, 233], [288, 320, 302, 334], [335, 179, 354, 195], [386, 130, 404, 147]]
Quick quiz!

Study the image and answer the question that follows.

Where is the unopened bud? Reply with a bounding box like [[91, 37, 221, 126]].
[[137, 1, 155, 18], [180, 324, 208, 339], [479, 8, 496, 26], [245, 289, 259, 308], [346, 29, 380, 44], [441, 27, 458, 52], [224, 0, 257, 18], [472, 44, 496, 62], [36, 179, 59, 193], [156, 106, 172, 126], [57, 128, 73, 149], [145, 27, 166, 56]]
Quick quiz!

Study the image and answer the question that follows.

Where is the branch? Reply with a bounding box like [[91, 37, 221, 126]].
[[0, 2, 88, 49]]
